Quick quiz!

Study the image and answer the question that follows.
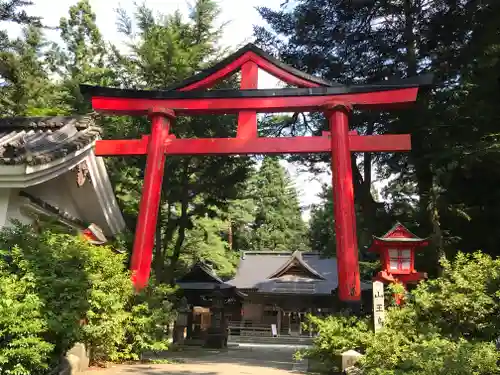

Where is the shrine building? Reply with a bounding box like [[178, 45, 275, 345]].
[[0, 116, 125, 242], [176, 250, 373, 342]]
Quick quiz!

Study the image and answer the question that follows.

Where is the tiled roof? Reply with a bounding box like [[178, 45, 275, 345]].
[[0, 115, 101, 165], [228, 251, 372, 295], [176, 262, 247, 297]]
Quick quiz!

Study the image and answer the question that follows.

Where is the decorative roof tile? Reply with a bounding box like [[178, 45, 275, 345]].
[[0, 115, 101, 166]]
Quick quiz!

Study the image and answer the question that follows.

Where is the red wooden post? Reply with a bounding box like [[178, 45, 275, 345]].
[[326, 104, 361, 301], [237, 61, 258, 139], [130, 108, 175, 290]]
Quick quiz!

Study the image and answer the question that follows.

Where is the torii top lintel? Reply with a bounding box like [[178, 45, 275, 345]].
[[80, 43, 432, 116]]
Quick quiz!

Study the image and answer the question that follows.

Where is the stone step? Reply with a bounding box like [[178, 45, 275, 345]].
[[229, 335, 313, 346]]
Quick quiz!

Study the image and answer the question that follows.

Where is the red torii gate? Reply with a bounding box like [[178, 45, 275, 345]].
[[81, 44, 431, 302]]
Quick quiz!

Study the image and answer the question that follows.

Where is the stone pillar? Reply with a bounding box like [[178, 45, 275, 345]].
[[63, 343, 89, 374], [341, 350, 363, 373]]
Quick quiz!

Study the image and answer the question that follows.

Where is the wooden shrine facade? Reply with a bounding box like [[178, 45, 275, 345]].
[[176, 252, 372, 340], [228, 251, 372, 336], [81, 43, 432, 302], [175, 262, 245, 347]]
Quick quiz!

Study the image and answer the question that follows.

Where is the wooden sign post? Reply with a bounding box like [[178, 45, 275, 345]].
[[372, 280, 385, 332]]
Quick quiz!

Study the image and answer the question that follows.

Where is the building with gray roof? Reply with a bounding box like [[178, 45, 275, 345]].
[[177, 250, 373, 337]]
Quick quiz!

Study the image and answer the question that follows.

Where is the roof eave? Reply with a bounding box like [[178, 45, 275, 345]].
[[373, 236, 429, 243], [84, 150, 126, 235], [0, 143, 95, 188], [176, 261, 225, 284]]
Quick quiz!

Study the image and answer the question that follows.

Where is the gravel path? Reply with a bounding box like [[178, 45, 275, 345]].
[[82, 344, 309, 375]]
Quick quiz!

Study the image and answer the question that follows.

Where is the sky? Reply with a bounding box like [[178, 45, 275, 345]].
[[5, 0, 364, 221]]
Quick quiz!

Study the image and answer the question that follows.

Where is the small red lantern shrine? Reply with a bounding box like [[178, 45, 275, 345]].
[[369, 223, 428, 303]]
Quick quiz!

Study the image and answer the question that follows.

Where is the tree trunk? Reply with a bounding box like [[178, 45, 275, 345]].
[[429, 175, 445, 275], [165, 158, 191, 285], [167, 198, 189, 285], [228, 218, 233, 250], [403, 0, 444, 275], [154, 208, 162, 282], [352, 155, 385, 243], [153, 201, 180, 282]]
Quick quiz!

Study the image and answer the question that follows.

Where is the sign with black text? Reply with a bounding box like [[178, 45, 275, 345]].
[[372, 281, 385, 332]]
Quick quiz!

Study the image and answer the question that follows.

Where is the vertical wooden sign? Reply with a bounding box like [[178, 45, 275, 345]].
[[372, 280, 385, 332]]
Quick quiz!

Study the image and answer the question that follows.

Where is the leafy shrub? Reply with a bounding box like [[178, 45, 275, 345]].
[[0, 273, 53, 375], [412, 252, 500, 341], [304, 251, 500, 375], [114, 283, 175, 361], [0, 223, 174, 373], [363, 326, 499, 375], [302, 314, 372, 372]]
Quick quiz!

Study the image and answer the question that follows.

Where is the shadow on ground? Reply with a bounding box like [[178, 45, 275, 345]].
[[122, 368, 217, 375], [83, 345, 309, 375], [143, 345, 308, 372]]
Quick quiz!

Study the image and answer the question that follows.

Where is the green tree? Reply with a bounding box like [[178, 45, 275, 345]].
[[0, 223, 132, 371], [226, 187, 257, 252], [0, 271, 53, 374], [249, 156, 307, 251], [0, 222, 175, 371], [0, 25, 68, 116], [177, 214, 238, 278], [254, 0, 500, 274], [0, 0, 41, 50], [48, 0, 115, 113], [308, 183, 335, 256]]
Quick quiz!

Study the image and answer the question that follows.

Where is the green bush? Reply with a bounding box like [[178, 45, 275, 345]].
[[0, 273, 53, 375], [0, 223, 174, 374], [301, 314, 372, 372], [304, 251, 500, 375], [412, 252, 500, 341], [116, 283, 175, 361]]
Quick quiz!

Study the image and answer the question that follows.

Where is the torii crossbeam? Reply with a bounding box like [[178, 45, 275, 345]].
[[81, 44, 431, 302]]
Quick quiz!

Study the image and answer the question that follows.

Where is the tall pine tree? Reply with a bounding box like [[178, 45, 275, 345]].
[[250, 156, 307, 251]]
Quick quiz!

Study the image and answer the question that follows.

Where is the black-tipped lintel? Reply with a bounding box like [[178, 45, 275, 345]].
[[80, 74, 433, 100]]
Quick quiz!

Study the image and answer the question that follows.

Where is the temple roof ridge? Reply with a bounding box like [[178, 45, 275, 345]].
[[266, 250, 326, 280], [241, 250, 322, 256]]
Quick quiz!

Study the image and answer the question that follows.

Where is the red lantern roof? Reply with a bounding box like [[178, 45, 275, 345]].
[[369, 222, 429, 252]]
